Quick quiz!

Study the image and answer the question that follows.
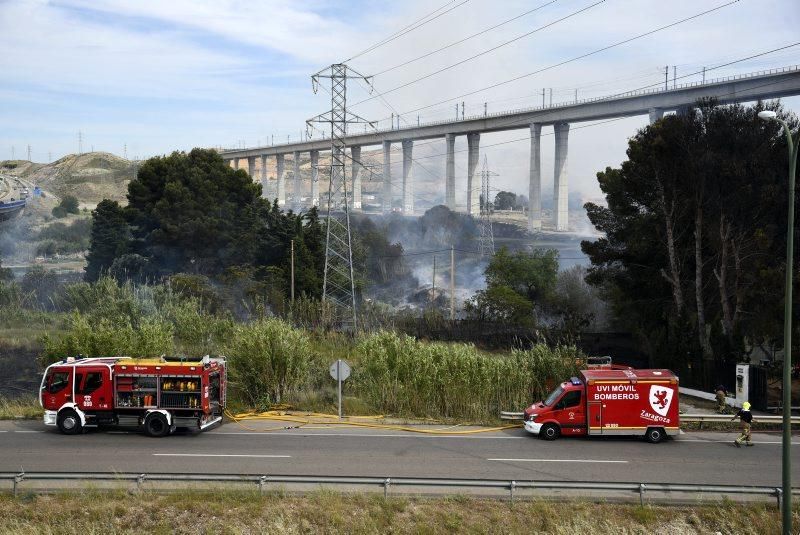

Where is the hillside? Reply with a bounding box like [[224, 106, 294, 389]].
[[1, 152, 134, 207]]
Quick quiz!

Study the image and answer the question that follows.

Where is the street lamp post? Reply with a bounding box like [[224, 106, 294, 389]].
[[759, 109, 800, 534]]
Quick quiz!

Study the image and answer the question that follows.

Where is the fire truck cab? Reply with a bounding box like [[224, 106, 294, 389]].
[[39, 356, 226, 437]]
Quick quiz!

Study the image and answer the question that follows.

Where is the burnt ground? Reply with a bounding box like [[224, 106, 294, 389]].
[[0, 342, 40, 398]]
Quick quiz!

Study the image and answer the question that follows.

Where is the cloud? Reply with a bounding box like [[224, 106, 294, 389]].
[[0, 0, 798, 201]]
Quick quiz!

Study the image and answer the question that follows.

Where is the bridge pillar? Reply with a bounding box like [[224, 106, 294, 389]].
[[259, 155, 268, 199], [232, 158, 239, 170], [351, 146, 362, 211], [402, 140, 414, 215], [553, 122, 570, 231], [247, 157, 256, 179], [382, 141, 392, 214], [445, 133, 456, 210], [528, 123, 542, 231], [676, 105, 691, 117], [292, 151, 301, 211], [276, 154, 286, 206], [310, 150, 319, 207], [648, 108, 664, 124], [467, 133, 480, 215]]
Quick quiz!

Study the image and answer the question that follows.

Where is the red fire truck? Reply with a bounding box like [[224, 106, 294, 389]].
[[39, 356, 226, 437], [523, 368, 679, 443]]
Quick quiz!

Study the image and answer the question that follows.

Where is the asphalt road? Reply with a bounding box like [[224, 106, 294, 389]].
[[1, 420, 798, 487]]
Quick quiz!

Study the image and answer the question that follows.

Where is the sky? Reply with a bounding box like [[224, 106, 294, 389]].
[[1, 0, 799, 202]]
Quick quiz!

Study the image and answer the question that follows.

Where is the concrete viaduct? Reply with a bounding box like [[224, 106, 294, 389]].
[[220, 65, 800, 231]]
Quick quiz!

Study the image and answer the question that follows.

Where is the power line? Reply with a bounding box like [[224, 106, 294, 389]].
[[370, 43, 800, 165], [354, 0, 607, 106], [343, 0, 471, 63], [359, 0, 741, 116], [373, 0, 559, 76]]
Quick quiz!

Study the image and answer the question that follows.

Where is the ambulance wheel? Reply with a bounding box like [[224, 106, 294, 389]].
[[144, 413, 170, 437], [540, 423, 560, 441], [57, 409, 82, 435], [645, 427, 665, 444]]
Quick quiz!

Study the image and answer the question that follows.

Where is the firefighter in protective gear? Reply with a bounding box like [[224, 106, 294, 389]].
[[732, 401, 753, 447], [715, 385, 728, 414]]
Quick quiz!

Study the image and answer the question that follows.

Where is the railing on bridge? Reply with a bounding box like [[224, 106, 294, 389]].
[[220, 64, 800, 153]]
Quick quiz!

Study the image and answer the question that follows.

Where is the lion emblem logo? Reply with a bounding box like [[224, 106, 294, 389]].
[[649, 385, 674, 417]]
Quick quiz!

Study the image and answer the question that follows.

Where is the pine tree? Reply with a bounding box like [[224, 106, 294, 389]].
[[85, 200, 129, 282]]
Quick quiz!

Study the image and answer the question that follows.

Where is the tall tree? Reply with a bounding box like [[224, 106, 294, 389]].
[[85, 200, 129, 282], [126, 148, 263, 276], [582, 101, 798, 386]]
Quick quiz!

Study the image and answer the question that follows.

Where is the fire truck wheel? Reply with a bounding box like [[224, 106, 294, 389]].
[[144, 413, 170, 437], [57, 409, 82, 435], [540, 423, 560, 440], [645, 427, 665, 444]]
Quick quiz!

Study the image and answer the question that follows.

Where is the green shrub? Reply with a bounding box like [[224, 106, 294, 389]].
[[352, 331, 581, 421], [225, 319, 314, 408], [40, 311, 174, 363]]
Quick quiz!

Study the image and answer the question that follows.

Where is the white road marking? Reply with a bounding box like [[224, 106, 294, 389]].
[[678, 439, 799, 445], [488, 458, 628, 463], [213, 432, 523, 439], [152, 453, 291, 458], [13, 430, 43, 433]]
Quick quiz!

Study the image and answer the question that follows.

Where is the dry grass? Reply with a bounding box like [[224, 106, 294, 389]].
[[0, 396, 42, 420], [0, 490, 794, 534]]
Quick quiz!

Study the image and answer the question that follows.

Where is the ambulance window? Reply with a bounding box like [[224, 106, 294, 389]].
[[557, 390, 582, 410], [48, 372, 69, 393], [80, 372, 103, 394]]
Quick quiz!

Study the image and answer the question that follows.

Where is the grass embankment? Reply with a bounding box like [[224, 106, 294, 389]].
[[0, 396, 41, 419], [0, 491, 793, 534]]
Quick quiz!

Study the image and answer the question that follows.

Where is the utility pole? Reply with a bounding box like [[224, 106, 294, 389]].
[[455, 104, 458, 120], [673, 66, 677, 89], [431, 256, 436, 305], [290, 239, 295, 302], [78, 131, 83, 156], [461, 101, 465, 120], [549, 88, 552, 107], [123, 143, 127, 159], [450, 245, 455, 320], [307, 63, 375, 331], [702, 66, 706, 84], [478, 155, 497, 257], [484, 102, 487, 117], [664, 66, 669, 90], [391, 113, 394, 129], [542, 89, 545, 107], [575, 89, 578, 103], [27, 145, 31, 162]]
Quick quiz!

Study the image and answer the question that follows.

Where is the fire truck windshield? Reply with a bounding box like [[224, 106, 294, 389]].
[[544, 386, 564, 407]]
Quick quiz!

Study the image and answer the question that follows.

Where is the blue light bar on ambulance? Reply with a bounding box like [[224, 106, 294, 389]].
[[570, 377, 582, 386]]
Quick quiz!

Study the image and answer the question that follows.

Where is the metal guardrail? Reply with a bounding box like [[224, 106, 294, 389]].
[[500, 411, 800, 424], [1, 471, 797, 506]]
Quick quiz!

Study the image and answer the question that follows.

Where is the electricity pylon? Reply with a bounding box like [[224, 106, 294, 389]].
[[478, 155, 496, 257], [306, 64, 375, 330]]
